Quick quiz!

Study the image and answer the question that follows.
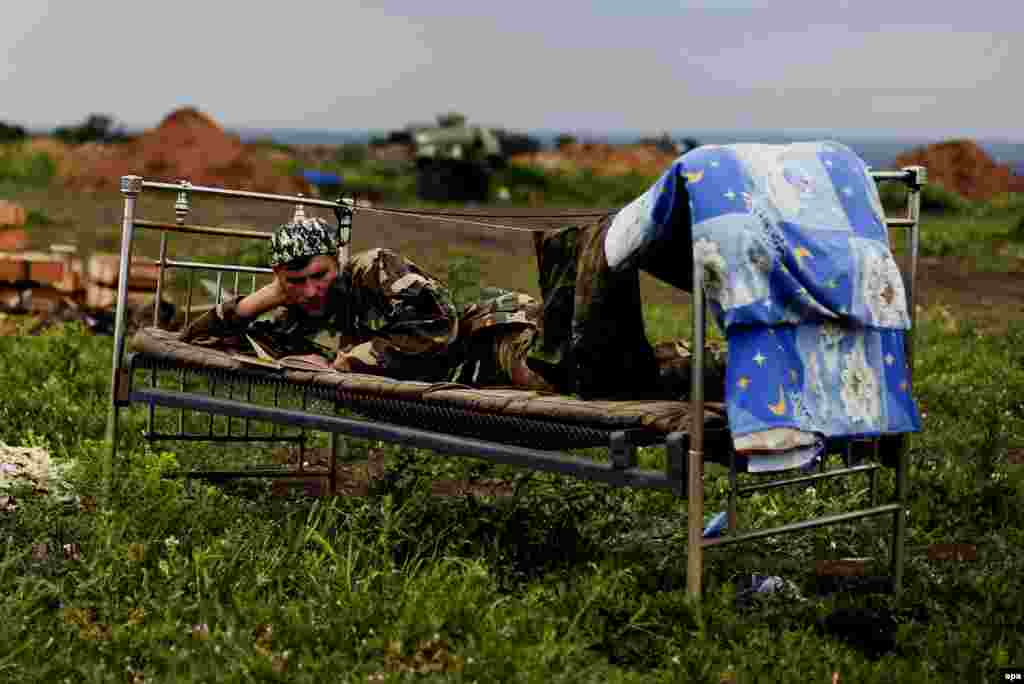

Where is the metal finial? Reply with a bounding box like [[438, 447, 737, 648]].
[[902, 165, 927, 190], [174, 180, 192, 225], [120, 175, 143, 195]]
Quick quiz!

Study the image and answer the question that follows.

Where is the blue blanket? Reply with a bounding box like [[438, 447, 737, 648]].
[[606, 141, 921, 471]]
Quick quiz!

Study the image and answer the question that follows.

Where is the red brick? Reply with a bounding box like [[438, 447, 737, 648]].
[[0, 202, 27, 228], [88, 253, 160, 289], [0, 230, 28, 251]]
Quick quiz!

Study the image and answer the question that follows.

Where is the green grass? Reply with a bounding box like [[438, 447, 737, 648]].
[[2, 162, 1023, 682], [492, 164, 657, 208], [1, 304, 1023, 682], [904, 213, 1024, 273], [877, 179, 1024, 270]]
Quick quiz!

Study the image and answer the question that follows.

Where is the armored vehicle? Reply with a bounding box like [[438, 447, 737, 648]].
[[413, 124, 505, 202]]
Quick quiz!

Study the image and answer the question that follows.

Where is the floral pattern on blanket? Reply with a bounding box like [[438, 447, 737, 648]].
[[607, 141, 921, 471]]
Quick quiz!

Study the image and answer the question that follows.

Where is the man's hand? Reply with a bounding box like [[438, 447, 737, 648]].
[[235, 280, 286, 319], [332, 353, 352, 372]]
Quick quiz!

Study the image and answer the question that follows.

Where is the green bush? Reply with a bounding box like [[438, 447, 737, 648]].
[[333, 143, 368, 165], [0, 120, 28, 143], [26, 208, 54, 226], [52, 113, 130, 145], [494, 163, 656, 208], [0, 143, 56, 188], [878, 181, 976, 215]]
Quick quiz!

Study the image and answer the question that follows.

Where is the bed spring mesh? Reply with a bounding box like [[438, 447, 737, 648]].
[[128, 353, 667, 451]]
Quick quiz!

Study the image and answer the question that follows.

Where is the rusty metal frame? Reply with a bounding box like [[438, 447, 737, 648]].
[[107, 168, 925, 598]]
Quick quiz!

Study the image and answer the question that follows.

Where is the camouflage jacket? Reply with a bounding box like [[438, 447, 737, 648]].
[[191, 248, 538, 382], [262, 248, 459, 379]]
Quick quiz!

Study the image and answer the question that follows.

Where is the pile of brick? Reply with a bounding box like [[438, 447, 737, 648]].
[[895, 139, 1024, 201], [0, 234, 165, 332], [0, 201, 27, 230], [64, 107, 309, 194]]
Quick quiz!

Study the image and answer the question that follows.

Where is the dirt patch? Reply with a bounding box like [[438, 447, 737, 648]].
[[269, 447, 515, 498], [914, 256, 1024, 329], [62, 108, 309, 195]]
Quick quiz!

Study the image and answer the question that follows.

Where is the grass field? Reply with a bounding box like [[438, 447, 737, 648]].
[[2, 156, 1024, 682]]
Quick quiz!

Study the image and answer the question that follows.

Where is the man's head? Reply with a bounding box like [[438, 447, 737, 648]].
[[270, 217, 339, 316]]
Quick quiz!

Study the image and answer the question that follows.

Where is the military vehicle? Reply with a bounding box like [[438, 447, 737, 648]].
[[413, 120, 505, 202]]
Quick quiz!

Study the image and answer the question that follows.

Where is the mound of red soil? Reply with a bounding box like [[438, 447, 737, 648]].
[[67, 107, 309, 194], [895, 139, 1024, 201]]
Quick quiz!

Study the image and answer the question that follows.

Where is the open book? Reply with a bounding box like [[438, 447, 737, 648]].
[[231, 335, 336, 372]]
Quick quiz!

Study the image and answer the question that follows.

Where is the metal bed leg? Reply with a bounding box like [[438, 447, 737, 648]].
[[890, 165, 922, 597], [869, 441, 880, 506], [107, 175, 143, 500], [891, 443, 908, 595], [727, 450, 738, 532], [688, 258, 707, 598], [687, 445, 704, 597]]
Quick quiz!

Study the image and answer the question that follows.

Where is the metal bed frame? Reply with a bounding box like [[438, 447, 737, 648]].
[[106, 166, 926, 597]]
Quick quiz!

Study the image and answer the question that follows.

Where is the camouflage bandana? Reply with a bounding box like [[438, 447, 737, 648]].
[[269, 217, 338, 268]]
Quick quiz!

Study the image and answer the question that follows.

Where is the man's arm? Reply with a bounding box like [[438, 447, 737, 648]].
[[235, 280, 286, 318], [180, 280, 286, 342], [332, 249, 457, 376]]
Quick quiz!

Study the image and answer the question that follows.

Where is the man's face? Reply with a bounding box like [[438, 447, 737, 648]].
[[275, 254, 338, 316]]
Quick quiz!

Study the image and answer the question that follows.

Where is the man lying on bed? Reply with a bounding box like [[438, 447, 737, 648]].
[[181, 216, 558, 388], [180, 215, 720, 398]]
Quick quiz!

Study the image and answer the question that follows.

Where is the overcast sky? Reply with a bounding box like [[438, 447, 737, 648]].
[[3, 0, 1021, 140]]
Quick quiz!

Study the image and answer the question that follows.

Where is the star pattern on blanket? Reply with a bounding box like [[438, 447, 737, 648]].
[[604, 140, 921, 472], [768, 386, 787, 416]]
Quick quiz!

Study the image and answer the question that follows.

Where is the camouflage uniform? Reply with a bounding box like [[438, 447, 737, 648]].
[[449, 287, 543, 387], [183, 215, 726, 396], [524, 216, 659, 399], [524, 216, 727, 400], [183, 245, 542, 385], [267, 247, 460, 379]]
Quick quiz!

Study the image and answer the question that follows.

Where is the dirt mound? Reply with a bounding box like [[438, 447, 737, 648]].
[[895, 139, 1024, 201], [65, 107, 309, 194], [511, 142, 678, 177]]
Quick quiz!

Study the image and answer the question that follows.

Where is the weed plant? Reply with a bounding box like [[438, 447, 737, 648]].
[[1, 299, 1022, 682]]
